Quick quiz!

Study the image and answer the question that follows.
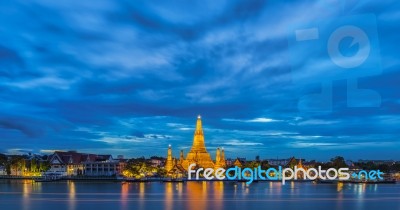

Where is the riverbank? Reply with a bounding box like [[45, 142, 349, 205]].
[[0, 175, 124, 181], [1, 175, 398, 184]]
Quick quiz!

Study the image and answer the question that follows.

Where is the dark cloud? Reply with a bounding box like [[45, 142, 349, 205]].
[[0, 0, 399, 160]]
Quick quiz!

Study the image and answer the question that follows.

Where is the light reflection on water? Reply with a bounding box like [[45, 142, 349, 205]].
[[22, 180, 32, 210], [1, 180, 399, 210], [165, 182, 172, 210], [68, 182, 76, 210], [121, 182, 129, 210]]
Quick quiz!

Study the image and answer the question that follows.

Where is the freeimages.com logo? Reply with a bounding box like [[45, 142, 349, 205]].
[[188, 163, 384, 185]]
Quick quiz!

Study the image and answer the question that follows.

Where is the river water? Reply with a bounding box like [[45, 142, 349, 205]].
[[0, 180, 399, 210]]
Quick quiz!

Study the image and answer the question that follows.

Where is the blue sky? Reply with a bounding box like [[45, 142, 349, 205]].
[[0, 0, 399, 161]]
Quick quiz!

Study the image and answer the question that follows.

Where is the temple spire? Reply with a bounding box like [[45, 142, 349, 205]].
[[184, 115, 215, 170], [195, 115, 203, 135], [167, 144, 172, 160], [216, 148, 221, 163], [221, 148, 226, 168], [165, 144, 173, 172], [179, 150, 184, 164], [190, 115, 207, 153], [214, 147, 221, 171]]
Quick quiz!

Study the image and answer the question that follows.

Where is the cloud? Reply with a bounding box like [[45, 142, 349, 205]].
[[166, 123, 193, 131], [39, 149, 58, 154], [94, 136, 143, 144], [222, 117, 282, 123], [4, 76, 73, 90], [6, 148, 34, 154], [289, 142, 340, 148], [297, 119, 339, 126], [222, 139, 263, 146], [0, 113, 70, 138], [291, 135, 324, 140]]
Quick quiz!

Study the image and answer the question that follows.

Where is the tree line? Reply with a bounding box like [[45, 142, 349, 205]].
[[0, 154, 50, 176]]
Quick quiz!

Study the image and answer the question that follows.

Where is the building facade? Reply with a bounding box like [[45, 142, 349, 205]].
[[48, 151, 125, 176], [48, 151, 85, 176], [83, 155, 124, 176]]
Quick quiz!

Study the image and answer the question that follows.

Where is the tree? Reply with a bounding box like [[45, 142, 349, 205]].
[[150, 156, 165, 160], [330, 156, 347, 169], [122, 158, 164, 178], [31, 159, 38, 172], [156, 168, 167, 177], [42, 155, 49, 161], [260, 160, 270, 169], [9, 156, 25, 175], [123, 160, 145, 178], [244, 161, 260, 169], [287, 157, 297, 169], [39, 161, 51, 172], [0, 153, 7, 166]]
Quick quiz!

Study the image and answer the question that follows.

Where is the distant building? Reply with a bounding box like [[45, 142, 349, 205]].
[[233, 158, 245, 168], [267, 157, 306, 166], [358, 160, 396, 165], [48, 151, 85, 176], [294, 159, 308, 179], [83, 155, 125, 176], [345, 160, 354, 167], [150, 158, 163, 167], [267, 158, 291, 166], [0, 166, 6, 175], [225, 158, 234, 166], [48, 151, 125, 176]]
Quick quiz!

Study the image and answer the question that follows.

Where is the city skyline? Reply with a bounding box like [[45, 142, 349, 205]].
[[1, 0, 400, 161], [2, 114, 399, 162]]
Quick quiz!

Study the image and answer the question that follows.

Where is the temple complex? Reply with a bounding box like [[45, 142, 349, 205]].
[[165, 115, 226, 176]]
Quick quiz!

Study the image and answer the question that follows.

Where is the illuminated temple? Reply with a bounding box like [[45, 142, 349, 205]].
[[165, 115, 226, 176]]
